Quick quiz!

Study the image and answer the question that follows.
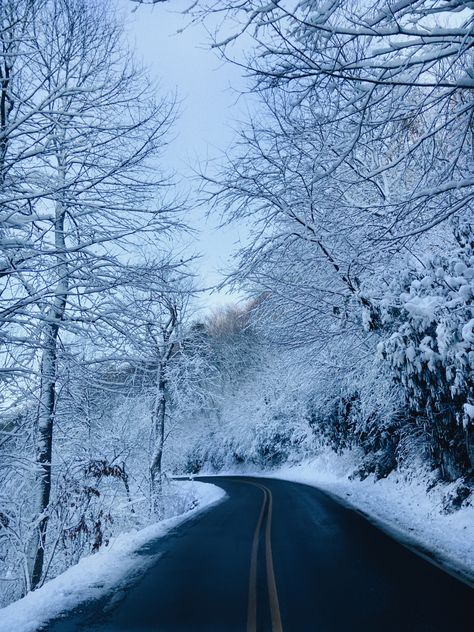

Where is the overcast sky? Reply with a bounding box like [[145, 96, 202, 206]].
[[118, 0, 250, 312]]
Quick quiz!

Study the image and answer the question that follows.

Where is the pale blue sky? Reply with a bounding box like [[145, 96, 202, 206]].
[[118, 0, 249, 311]]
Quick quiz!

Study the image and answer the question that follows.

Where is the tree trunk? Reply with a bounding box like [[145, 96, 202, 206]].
[[28, 326, 59, 589], [28, 190, 68, 589], [466, 426, 474, 474], [150, 363, 166, 515]]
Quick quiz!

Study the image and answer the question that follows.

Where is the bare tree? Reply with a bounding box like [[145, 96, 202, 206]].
[[188, 2, 474, 242], [100, 266, 194, 514], [12, 0, 181, 589]]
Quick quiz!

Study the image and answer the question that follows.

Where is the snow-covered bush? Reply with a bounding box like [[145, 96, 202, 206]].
[[378, 224, 474, 480], [183, 344, 318, 472]]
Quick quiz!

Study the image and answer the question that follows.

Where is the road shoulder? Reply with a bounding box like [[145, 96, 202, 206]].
[[263, 458, 474, 589], [0, 481, 226, 632]]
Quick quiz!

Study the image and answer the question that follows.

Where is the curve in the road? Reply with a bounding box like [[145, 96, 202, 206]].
[[45, 476, 473, 632]]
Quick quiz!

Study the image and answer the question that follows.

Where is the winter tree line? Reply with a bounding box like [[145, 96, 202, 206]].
[[0, 0, 200, 605], [1, 0, 474, 609], [185, 2, 474, 514]]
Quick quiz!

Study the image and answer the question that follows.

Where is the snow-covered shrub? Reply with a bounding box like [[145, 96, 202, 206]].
[[0, 402, 41, 604], [183, 346, 318, 472], [249, 413, 315, 467], [184, 433, 246, 474], [308, 377, 401, 481], [378, 224, 474, 480]]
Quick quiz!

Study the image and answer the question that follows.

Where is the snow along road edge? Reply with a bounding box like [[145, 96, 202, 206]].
[[0, 481, 227, 632], [258, 461, 474, 589], [198, 455, 474, 589]]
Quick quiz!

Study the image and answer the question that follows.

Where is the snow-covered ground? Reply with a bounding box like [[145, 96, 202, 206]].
[[268, 452, 474, 587], [0, 481, 226, 632]]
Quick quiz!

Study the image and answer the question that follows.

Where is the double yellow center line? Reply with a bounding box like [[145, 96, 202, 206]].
[[246, 482, 283, 632]]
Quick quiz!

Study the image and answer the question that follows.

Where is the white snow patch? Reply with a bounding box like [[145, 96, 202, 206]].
[[462, 318, 474, 343], [403, 296, 442, 323], [463, 403, 474, 423], [0, 481, 226, 632]]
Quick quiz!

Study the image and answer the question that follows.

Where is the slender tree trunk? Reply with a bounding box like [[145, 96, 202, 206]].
[[29, 326, 59, 588], [150, 362, 166, 515], [466, 426, 474, 473], [29, 189, 68, 589]]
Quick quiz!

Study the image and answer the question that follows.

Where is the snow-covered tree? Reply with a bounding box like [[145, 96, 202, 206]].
[[378, 220, 474, 480], [0, 0, 182, 594]]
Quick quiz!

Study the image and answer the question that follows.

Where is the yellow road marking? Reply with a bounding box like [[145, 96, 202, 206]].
[[247, 486, 268, 632], [264, 486, 283, 632], [243, 480, 283, 632]]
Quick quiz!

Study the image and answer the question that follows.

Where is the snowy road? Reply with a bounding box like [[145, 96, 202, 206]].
[[45, 477, 472, 632]]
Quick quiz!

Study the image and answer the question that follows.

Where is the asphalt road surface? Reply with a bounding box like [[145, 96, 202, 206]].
[[45, 476, 473, 632]]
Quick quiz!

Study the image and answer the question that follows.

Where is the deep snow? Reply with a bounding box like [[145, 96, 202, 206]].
[[0, 481, 226, 632]]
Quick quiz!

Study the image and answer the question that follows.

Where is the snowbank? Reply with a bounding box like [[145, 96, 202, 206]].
[[270, 452, 474, 586], [0, 481, 226, 632]]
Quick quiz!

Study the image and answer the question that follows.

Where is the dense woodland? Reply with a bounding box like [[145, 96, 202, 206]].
[[1, 0, 474, 607]]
